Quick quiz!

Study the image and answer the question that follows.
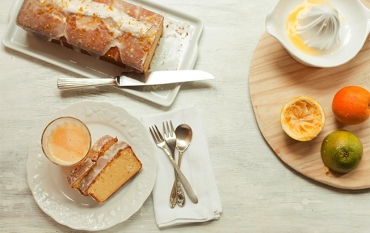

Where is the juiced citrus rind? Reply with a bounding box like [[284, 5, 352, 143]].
[[280, 96, 326, 141]]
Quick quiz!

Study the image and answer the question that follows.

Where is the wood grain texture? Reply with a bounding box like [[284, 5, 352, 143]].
[[249, 32, 370, 190], [362, 0, 370, 8]]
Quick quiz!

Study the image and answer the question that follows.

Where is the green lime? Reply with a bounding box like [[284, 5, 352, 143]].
[[321, 130, 363, 173]]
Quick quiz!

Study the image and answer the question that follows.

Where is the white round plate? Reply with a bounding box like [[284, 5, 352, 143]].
[[26, 101, 157, 231]]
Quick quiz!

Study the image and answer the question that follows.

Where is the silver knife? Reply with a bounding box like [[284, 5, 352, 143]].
[[57, 70, 214, 89]]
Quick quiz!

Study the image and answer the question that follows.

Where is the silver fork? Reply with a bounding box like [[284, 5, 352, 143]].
[[150, 125, 198, 204], [163, 121, 186, 208]]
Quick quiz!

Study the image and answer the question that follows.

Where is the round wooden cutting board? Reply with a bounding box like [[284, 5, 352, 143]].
[[249, 32, 370, 190]]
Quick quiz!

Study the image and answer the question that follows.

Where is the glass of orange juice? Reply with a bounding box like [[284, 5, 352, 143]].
[[41, 116, 91, 166]]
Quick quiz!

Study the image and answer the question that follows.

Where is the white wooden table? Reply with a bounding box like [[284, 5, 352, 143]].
[[1, 0, 369, 232]]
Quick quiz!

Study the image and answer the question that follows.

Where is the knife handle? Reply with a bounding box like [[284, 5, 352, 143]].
[[57, 77, 117, 89]]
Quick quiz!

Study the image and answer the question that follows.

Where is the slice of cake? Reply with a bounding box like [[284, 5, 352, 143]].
[[69, 136, 142, 203], [88, 145, 142, 203], [67, 135, 118, 190], [16, 0, 164, 73]]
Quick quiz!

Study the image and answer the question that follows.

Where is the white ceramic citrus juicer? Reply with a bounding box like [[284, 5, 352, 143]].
[[265, 0, 370, 68]]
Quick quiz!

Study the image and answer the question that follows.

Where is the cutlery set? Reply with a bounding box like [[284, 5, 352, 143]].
[[149, 121, 198, 207]]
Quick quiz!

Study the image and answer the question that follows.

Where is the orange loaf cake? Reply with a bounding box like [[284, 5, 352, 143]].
[[16, 0, 164, 73], [68, 136, 142, 204]]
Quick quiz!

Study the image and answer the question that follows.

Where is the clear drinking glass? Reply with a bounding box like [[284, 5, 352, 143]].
[[41, 116, 91, 166]]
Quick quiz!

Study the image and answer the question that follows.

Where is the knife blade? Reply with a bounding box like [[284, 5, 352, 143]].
[[57, 70, 214, 89]]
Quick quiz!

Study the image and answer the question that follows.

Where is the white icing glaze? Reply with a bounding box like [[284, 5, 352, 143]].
[[90, 135, 114, 160], [67, 135, 114, 186], [297, 4, 341, 50], [40, 0, 151, 38], [79, 141, 128, 194], [17, 0, 163, 72], [66, 158, 94, 185]]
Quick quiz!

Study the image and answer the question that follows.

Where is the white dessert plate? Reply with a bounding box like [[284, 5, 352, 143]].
[[26, 101, 157, 231], [3, 0, 203, 106]]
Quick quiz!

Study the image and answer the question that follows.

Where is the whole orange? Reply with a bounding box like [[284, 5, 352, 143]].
[[332, 86, 370, 125]]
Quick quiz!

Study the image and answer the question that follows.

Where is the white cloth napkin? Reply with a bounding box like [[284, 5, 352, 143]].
[[141, 106, 222, 227]]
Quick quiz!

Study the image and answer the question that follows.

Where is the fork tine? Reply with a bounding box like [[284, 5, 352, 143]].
[[150, 126, 162, 143], [149, 127, 158, 143], [154, 125, 164, 141], [169, 121, 175, 135], [166, 121, 171, 136], [163, 122, 167, 137]]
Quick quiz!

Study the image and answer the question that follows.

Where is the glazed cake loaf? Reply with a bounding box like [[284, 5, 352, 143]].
[[16, 0, 164, 73]]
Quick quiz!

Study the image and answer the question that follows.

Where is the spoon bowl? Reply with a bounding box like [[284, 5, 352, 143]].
[[175, 124, 193, 153]]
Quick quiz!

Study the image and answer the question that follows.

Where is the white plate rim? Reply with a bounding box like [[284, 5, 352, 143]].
[[26, 101, 157, 231], [3, 0, 204, 106]]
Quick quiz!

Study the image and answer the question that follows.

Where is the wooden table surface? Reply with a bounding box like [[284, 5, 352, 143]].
[[1, 0, 369, 232]]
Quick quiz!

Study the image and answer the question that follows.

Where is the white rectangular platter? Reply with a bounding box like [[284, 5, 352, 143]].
[[3, 0, 203, 106]]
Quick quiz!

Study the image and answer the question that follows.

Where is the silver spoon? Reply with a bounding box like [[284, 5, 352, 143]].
[[171, 124, 193, 206]]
